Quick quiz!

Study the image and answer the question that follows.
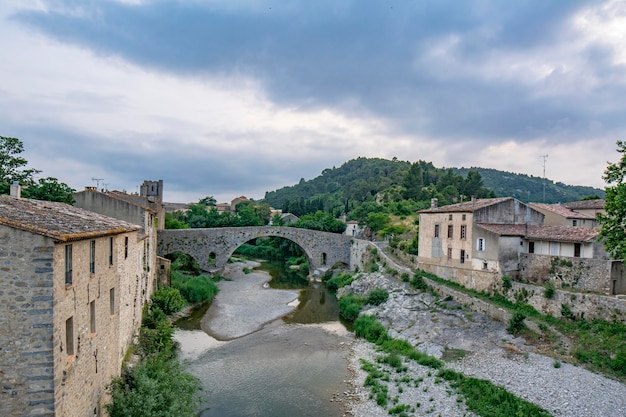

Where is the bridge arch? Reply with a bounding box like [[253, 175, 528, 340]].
[[157, 226, 353, 274]]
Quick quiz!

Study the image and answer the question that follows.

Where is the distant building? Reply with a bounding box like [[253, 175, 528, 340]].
[[345, 220, 361, 237], [0, 191, 150, 417], [528, 203, 597, 228]]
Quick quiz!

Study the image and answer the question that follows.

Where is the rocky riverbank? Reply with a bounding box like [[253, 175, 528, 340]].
[[339, 272, 626, 417]]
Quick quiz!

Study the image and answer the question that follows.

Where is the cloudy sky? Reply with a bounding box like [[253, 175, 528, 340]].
[[1, 1, 624, 203]]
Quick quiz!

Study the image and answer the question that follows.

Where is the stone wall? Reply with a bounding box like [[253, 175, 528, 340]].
[[0, 228, 55, 417], [520, 253, 615, 294]]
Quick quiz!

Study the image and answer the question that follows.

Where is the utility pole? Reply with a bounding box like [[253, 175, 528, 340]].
[[540, 155, 548, 202]]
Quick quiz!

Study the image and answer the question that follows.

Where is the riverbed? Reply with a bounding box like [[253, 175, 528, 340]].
[[174, 261, 354, 417]]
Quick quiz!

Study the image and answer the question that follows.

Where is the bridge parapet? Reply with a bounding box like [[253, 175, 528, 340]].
[[157, 226, 354, 274]]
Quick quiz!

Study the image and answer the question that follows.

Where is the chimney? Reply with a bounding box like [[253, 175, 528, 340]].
[[471, 195, 477, 203], [430, 198, 438, 210], [85, 186, 97, 192], [10, 181, 21, 198]]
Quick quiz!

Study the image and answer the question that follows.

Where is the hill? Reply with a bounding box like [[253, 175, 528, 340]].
[[262, 157, 604, 214], [453, 167, 604, 203]]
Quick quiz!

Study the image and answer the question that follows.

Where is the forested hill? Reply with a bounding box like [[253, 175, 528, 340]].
[[453, 167, 604, 203], [261, 157, 604, 215]]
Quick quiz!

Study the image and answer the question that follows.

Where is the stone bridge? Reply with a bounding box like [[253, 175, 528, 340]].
[[157, 226, 355, 274]]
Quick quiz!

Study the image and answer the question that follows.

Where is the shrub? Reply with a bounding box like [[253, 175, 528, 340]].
[[339, 294, 366, 321], [354, 314, 389, 344], [172, 271, 219, 304], [106, 356, 200, 417], [507, 312, 527, 335], [150, 287, 186, 315], [367, 288, 389, 306], [561, 303, 576, 320], [501, 275, 512, 289], [400, 272, 411, 282], [326, 273, 354, 291], [544, 281, 555, 299], [410, 275, 428, 291]]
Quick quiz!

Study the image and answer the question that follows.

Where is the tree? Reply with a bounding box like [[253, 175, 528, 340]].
[[0, 136, 40, 193], [198, 195, 216, 206], [22, 177, 75, 204], [402, 162, 424, 200], [599, 141, 626, 262]]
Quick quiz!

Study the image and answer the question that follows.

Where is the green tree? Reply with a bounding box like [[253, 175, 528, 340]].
[[402, 162, 424, 200], [22, 177, 75, 204], [599, 141, 626, 262], [293, 211, 346, 233], [0, 136, 40, 193], [198, 195, 216, 206]]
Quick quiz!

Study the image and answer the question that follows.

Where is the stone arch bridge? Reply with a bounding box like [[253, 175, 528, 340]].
[[157, 226, 355, 274]]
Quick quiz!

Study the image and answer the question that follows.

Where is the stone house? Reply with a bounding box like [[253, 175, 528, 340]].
[[418, 197, 545, 290], [562, 199, 605, 219], [528, 203, 597, 228], [0, 193, 151, 417], [73, 180, 166, 288], [345, 221, 361, 237]]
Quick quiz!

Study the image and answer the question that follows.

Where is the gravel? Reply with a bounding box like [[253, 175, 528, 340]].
[[341, 271, 626, 417]]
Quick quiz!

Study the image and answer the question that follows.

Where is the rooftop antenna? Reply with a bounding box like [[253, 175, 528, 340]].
[[102, 183, 110, 192], [540, 154, 548, 202], [91, 177, 104, 190]]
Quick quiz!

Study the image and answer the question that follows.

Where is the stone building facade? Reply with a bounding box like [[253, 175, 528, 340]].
[[0, 195, 150, 417]]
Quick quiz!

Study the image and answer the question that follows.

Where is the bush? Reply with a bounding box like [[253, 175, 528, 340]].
[[326, 273, 354, 291], [354, 314, 389, 344], [544, 281, 555, 299], [367, 288, 389, 306], [150, 287, 186, 315], [172, 271, 219, 304], [410, 275, 428, 291], [507, 312, 527, 335], [400, 272, 411, 282], [501, 275, 512, 289], [106, 356, 201, 417], [339, 294, 366, 321]]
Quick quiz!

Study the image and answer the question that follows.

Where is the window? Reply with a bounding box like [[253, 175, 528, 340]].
[[90, 300, 96, 334], [448, 214, 453, 221], [124, 236, 129, 259], [65, 245, 73, 286], [550, 242, 559, 255], [65, 317, 74, 355], [462, 214, 466, 221], [89, 240, 96, 274], [572, 220, 577, 226], [110, 288, 115, 315], [109, 237, 114, 266], [476, 238, 485, 251], [447, 225, 453, 239], [434, 224, 440, 238], [482, 261, 488, 270], [447, 248, 453, 260], [460, 249, 465, 264], [528, 242, 535, 254], [460, 225, 467, 240]]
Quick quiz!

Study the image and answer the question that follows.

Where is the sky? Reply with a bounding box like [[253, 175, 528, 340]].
[[1, 0, 624, 204]]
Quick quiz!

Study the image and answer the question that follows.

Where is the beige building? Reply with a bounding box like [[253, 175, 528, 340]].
[[0, 194, 151, 417], [562, 199, 605, 219], [418, 197, 544, 290], [528, 203, 597, 228]]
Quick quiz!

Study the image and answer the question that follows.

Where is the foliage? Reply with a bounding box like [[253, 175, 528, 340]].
[[501, 275, 512, 289], [164, 212, 189, 229], [353, 314, 389, 344], [150, 287, 186, 315], [292, 210, 346, 233], [599, 141, 626, 262], [339, 294, 367, 321], [544, 281, 555, 299], [171, 271, 219, 304], [106, 355, 201, 417], [326, 272, 354, 291], [169, 201, 272, 229], [507, 312, 527, 335], [22, 177, 75, 204], [0, 136, 40, 193], [367, 288, 389, 306], [168, 252, 200, 274]]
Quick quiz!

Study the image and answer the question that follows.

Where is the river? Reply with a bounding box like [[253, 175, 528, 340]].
[[173, 260, 353, 417]]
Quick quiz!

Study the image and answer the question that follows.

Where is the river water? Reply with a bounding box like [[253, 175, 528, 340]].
[[173, 261, 353, 417]]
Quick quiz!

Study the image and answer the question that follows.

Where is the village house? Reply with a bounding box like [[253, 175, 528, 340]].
[[528, 202, 597, 228], [0, 189, 152, 417], [345, 220, 361, 237], [73, 179, 167, 287], [418, 196, 625, 296], [562, 198, 605, 219]]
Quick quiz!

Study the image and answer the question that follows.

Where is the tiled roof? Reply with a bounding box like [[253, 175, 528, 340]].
[[419, 197, 513, 213], [476, 223, 599, 243], [528, 203, 594, 219], [0, 196, 140, 242], [562, 199, 605, 210]]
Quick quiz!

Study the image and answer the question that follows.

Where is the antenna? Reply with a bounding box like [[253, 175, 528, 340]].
[[539, 154, 548, 202], [102, 183, 110, 192], [91, 177, 104, 191]]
